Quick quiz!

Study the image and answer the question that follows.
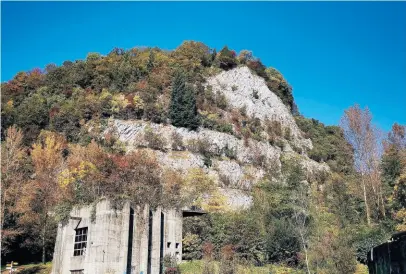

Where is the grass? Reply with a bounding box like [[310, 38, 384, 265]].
[[1, 262, 52, 274], [179, 260, 304, 274]]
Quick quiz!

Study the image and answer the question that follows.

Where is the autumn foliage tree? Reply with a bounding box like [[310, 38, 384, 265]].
[[1, 126, 29, 256], [16, 131, 66, 263], [383, 124, 406, 231], [340, 105, 385, 225]]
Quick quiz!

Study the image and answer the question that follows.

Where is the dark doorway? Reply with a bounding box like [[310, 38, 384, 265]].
[[159, 212, 165, 274], [126, 207, 134, 274], [147, 209, 153, 274]]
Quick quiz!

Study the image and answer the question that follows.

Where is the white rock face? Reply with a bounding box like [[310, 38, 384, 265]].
[[103, 66, 330, 209], [206, 66, 313, 151], [107, 119, 328, 209]]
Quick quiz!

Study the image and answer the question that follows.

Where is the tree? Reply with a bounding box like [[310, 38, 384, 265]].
[[147, 49, 155, 72], [169, 70, 200, 130], [172, 41, 211, 73], [16, 131, 66, 263], [383, 124, 406, 231], [217, 46, 237, 70], [340, 105, 384, 225], [1, 126, 28, 256], [237, 50, 253, 64]]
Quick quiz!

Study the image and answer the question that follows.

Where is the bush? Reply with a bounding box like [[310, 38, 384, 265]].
[[252, 90, 259, 100], [219, 173, 232, 187], [265, 119, 282, 137], [284, 127, 292, 141], [247, 59, 268, 79], [222, 144, 237, 160], [200, 113, 234, 135], [171, 131, 185, 151], [163, 254, 181, 274], [144, 126, 167, 151], [239, 106, 247, 117], [183, 233, 203, 260], [219, 245, 237, 274], [265, 218, 301, 265], [217, 46, 237, 70], [216, 91, 228, 110]]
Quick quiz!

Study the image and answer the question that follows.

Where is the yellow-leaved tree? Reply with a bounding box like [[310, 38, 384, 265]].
[[15, 131, 66, 264], [1, 126, 28, 256]]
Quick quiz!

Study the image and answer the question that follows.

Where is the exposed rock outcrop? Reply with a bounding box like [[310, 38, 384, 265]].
[[104, 67, 329, 209], [206, 66, 312, 151]]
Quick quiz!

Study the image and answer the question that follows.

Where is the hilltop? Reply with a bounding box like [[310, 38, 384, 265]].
[[2, 41, 404, 274]]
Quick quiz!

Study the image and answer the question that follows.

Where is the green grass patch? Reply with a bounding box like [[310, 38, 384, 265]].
[[179, 260, 304, 274]]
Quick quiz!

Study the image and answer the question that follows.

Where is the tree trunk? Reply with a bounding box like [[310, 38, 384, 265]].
[[42, 215, 47, 264], [361, 175, 371, 226], [301, 233, 311, 274], [378, 184, 386, 218]]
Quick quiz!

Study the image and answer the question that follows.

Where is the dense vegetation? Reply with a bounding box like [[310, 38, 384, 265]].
[[1, 41, 405, 274]]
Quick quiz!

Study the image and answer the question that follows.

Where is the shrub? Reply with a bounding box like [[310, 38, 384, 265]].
[[216, 91, 228, 110], [216, 123, 234, 135], [144, 126, 167, 151], [247, 59, 268, 79], [265, 119, 283, 137], [183, 233, 202, 260], [203, 155, 212, 168], [239, 105, 247, 117], [163, 254, 181, 274], [200, 112, 234, 135], [171, 131, 185, 151], [217, 46, 237, 70], [248, 117, 262, 136], [265, 218, 301, 265], [252, 89, 259, 100], [222, 144, 237, 160], [284, 127, 292, 141], [275, 139, 285, 150], [219, 245, 237, 274], [219, 173, 232, 187]]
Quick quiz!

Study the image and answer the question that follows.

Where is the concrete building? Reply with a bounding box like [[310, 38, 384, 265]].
[[51, 199, 203, 274]]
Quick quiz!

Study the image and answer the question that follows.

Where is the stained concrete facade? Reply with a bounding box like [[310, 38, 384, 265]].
[[51, 200, 185, 274]]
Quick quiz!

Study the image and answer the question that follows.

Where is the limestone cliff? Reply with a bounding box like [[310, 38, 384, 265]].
[[105, 66, 328, 209]]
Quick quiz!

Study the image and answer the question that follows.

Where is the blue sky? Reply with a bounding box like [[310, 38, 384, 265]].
[[2, 2, 405, 131]]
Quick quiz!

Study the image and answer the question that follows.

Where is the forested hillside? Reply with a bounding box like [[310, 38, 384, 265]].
[[1, 41, 405, 273]]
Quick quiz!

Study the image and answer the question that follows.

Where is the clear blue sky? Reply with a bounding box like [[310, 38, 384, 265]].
[[2, 2, 405, 131]]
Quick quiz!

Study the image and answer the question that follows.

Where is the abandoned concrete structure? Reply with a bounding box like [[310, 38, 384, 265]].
[[51, 199, 203, 274]]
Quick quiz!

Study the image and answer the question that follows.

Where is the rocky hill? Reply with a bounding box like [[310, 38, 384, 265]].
[[105, 67, 328, 209], [4, 42, 377, 273]]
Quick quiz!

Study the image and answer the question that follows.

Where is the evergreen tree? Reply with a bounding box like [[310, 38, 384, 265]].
[[147, 49, 155, 72], [170, 70, 200, 130], [183, 85, 200, 130]]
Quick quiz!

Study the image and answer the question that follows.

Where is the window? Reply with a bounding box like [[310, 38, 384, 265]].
[[73, 227, 88, 256], [167, 242, 171, 248], [70, 270, 84, 274], [176, 243, 180, 249]]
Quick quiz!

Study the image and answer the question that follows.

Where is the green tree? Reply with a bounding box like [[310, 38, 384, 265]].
[[217, 46, 237, 70], [169, 70, 200, 130]]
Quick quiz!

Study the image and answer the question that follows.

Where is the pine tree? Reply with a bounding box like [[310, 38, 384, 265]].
[[183, 86, 200, 130], [147, 50, 155, 72], [169, 70, 200, 130]]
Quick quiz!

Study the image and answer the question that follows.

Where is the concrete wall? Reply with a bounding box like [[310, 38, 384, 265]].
[[52, 200, 130, 274], [51, 201, 183, 274]]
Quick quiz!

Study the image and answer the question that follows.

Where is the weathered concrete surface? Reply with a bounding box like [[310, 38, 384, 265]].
[[52, 200, 130, 274], [52, 200, 183, 274]]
